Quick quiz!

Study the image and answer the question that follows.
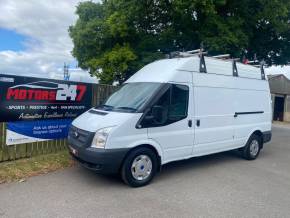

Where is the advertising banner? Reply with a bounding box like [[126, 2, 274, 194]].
[[0, 74, 92, 122], [6, 119, 72, 145]]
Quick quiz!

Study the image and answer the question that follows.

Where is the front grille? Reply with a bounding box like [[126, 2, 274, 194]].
[[68, 125, 95, 148]]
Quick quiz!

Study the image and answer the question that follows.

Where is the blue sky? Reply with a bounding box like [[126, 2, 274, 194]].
[[0, 28, 26, 51], [0, 0, 100, 83], [0, 0, 288, 81], [0, 0, 78, 77]]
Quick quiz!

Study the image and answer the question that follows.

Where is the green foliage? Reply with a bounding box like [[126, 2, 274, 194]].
[[88, 44, 136, 84], [69, 0, 290, 84]]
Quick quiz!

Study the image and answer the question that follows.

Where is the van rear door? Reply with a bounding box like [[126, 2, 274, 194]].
[[233, 79, 271, 146]]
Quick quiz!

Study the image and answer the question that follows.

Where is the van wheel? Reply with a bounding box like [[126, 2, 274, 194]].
[[241, 134, 262, 160], [121, 147, 158, 187]]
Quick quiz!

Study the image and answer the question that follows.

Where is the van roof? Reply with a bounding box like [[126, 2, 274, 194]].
[[126, 56, 264, 83]]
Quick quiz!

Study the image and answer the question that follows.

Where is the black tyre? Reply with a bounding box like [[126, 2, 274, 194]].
[[241, 134, 262, 160], [121, 147, 158, 187]]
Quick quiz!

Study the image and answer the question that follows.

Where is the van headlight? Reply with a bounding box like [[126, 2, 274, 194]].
[[91, 127, 113, 149]]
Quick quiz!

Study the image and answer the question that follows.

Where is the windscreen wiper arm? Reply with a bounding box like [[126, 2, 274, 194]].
[[115, 106, 137, 112], [96, 104, 114, 110]]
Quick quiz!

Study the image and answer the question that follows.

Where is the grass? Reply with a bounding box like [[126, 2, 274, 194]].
[[0, 151, 74, 184]]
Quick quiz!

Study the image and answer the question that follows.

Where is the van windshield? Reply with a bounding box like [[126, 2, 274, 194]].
[[98, 82, 161, 112]]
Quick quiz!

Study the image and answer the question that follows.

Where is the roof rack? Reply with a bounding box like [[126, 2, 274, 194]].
[[167, 49, 266, 80], [260, 60, 266, 80], [199, 50, 207, 73], [247, 56, 266, 80]]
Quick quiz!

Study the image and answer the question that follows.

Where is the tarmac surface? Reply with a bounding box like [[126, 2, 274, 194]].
[[0, 125, 289, 218]]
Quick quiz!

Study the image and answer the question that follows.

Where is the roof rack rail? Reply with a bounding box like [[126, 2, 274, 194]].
[[212, 54, 231, 59], [168, 50, 207, 58], [179, 51, 207, 57], [247, 60, 258, 64], [185, 49, 201, 54]]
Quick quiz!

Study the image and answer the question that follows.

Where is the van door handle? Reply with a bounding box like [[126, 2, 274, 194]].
[[188, 120, 192, 127], [196, 120, 200, 127]]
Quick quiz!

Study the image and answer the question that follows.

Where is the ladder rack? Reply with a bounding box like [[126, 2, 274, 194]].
[[168, 49, 266, 80]]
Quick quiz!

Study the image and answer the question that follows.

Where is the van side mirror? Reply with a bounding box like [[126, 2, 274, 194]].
[[140, 106, 168, 128], [151, 105, 168, 125]]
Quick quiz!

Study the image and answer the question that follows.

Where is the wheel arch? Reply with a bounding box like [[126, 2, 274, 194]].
[[120, 141, 163, 172], [248, 129, 264, 148]]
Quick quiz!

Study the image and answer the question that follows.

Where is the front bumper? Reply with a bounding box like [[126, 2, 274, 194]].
[[68, 143, 129, 174]]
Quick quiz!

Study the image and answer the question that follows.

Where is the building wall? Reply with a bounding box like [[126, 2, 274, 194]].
[[269, 75, 290, 95], [269, 75, 290, 122]]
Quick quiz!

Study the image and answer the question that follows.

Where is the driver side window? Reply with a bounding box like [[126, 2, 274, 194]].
[[168, 84, 189, 121], [145, 84, 189, 127]]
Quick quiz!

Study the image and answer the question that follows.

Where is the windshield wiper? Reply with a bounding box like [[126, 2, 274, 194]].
[[115, 106, 137, 112], [102, 104, 114, 108], [96, 104, 114, 110]]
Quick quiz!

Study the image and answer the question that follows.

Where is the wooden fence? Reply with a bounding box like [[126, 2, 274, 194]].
[[0, 84, 117, 162]]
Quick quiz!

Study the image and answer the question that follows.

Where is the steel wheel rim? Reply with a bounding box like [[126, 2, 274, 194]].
[[250, 140, 259, 156], [131, 155, 152, 181]]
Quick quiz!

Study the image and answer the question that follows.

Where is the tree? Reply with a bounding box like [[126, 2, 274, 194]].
[[69, 0, 290, 84]]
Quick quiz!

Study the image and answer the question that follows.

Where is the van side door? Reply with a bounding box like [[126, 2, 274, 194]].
[[192, 75, 235, 156], [144, 83, 194, 163]]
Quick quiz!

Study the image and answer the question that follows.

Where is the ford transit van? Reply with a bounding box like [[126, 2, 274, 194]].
[[68, 55, 272, 187]]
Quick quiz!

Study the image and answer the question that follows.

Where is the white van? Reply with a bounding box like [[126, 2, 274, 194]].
[[68, 55, 272, 187]]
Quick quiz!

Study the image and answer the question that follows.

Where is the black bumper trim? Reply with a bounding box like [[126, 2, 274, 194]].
[[263, 131, 272, 144], [68, 144, 130, 174]]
